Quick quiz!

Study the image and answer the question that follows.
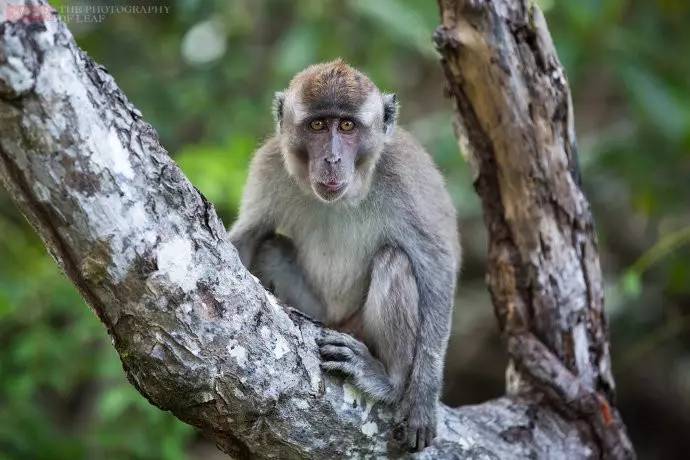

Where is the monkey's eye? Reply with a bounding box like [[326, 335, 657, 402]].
[[339, 120, 355, 132], [309, 119, 325, 131]]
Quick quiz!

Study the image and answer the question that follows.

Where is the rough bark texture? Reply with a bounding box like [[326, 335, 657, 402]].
[[435, 0, 634, 458], [0, 0, 632, 458]]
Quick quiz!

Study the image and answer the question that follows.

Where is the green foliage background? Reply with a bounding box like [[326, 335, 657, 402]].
[[0, 0, 688, 459]]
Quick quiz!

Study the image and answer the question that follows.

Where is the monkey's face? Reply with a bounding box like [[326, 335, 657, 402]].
[[278, 108, 386, 204], [275, 61, 398, 204], [300, 115, 372, 202], [278, 93, 397, 205]]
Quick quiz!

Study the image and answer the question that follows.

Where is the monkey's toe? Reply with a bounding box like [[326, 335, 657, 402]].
[[407, 426, 436, 452], [404, 409, 437, 452]]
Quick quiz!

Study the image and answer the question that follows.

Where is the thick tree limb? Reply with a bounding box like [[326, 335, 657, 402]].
[[435, 0, 633, 458], [0, 0, 632, 458]]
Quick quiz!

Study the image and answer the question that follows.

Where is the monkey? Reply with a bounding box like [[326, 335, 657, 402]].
[[228, 59, 460, 452]]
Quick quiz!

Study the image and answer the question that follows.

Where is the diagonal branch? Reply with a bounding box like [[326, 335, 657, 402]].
[[435, 0, 634, 457]]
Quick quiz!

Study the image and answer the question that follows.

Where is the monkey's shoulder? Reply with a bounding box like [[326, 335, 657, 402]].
[[249, 136, 284, 174], [376, 129, 460, 260], [377, 129, 455, 215], [245, 136, 296, 198]]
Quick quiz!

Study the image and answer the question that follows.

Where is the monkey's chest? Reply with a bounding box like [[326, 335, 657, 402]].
[[284, 220, 380, 325]]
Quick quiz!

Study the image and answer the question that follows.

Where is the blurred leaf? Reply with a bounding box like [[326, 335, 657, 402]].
[[621, 271, 642, 298], [276, 26, 318, 75], [98, 386, 131, 420], [620, 64, 689, 141], [348, 0, 436, 58]]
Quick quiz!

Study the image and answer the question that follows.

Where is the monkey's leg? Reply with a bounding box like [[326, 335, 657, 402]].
[[252, 234, 327, 322], [318, 247, 419, 405]]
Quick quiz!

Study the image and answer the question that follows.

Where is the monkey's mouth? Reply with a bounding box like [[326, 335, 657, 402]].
[[313, 180, 348, 201], [321, 180, 346, 192]]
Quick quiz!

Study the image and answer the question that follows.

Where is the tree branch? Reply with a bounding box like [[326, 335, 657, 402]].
[[0, 0, 632, 458], [435, 0, 633, 457]]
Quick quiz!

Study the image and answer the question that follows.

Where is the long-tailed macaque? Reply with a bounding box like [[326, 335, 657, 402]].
[[229, 60, 460, 451]]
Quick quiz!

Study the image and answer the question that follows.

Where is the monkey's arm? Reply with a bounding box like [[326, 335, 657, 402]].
[[228, 142, 282, 268], [318, 247, 419, 404], [228, 222, 271, 269], [252, 235, 327, 321]]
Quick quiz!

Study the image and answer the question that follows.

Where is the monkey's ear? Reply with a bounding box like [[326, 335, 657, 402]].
[[273, 91, 286, 127], [382, 93, 399, 137]]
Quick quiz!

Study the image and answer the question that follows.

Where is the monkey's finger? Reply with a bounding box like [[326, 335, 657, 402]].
[[320, 360, 357, 376], [320, 330, 358, 347], [320, 330, 367, 354], [319, 344, 353, 361]]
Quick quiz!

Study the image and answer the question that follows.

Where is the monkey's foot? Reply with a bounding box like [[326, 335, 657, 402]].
[[317, 330, 396, 403], [400, 400, 437, 452]]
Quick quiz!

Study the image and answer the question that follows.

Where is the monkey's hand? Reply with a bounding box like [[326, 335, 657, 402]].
[[318, 330, 399, 404], [318, 329, 437, 451]]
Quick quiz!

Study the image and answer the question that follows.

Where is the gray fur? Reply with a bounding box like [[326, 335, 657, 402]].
[[252, 234, 326, 321], [229, 72, 460, 451]]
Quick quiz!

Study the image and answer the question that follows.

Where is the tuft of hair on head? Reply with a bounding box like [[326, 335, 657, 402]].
[[288, 59, 377, 111]]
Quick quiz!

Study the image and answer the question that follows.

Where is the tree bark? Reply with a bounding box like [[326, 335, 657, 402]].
[[434, 0, 634, 458], [0, 0, 632, 458]]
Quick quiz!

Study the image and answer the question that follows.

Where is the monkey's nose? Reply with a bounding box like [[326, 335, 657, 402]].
[[324, 156, 341, 164]]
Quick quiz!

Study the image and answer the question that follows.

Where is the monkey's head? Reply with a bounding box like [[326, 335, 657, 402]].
[[273, 59, 398, 204]]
